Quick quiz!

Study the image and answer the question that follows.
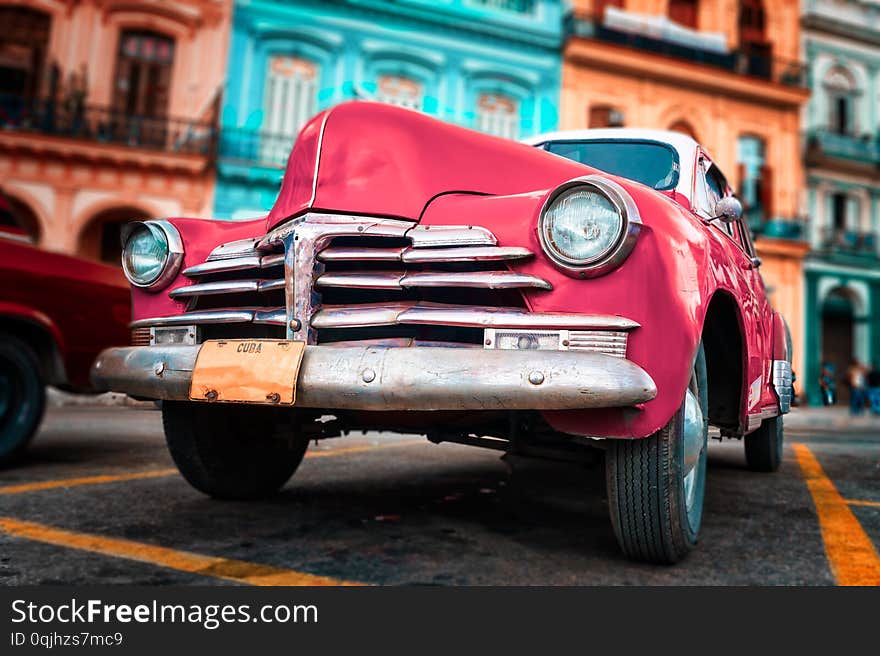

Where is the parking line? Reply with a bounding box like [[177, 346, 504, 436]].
[[847, 499, 880, 509], [0, 440, 422, 496], [793, 443, 880, 586], [0, 469, 178, 495], [0, 517, 363, 586]]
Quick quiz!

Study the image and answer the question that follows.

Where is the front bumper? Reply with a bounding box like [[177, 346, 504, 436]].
[[91, 345, 657, 411]]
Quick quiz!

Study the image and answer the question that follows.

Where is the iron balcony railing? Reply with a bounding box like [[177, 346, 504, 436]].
[[807, 129, 880, 164], [217, 127, 294, 168], [569, 12, 807, 88], [0, 93, 216, 156], [820, 227, 878, 257]]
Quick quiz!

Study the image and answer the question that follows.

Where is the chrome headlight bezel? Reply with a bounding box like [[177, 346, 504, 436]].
[[121, 220, 184, 291], [538, 175, 642, 278]]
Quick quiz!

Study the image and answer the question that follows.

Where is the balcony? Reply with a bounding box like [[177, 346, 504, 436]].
[[0, 93, 216, 158], [218, 127, 294, 168], [819, 227, 878, 259], [569, 11, 807, 89], [807, 129, 880, 165]]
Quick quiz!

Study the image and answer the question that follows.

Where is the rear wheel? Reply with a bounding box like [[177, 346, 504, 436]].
[[0, 333, 46, 465], [162, 401, 309, 500], [744, 414, 783, 472], [605, 343, 708, 564]]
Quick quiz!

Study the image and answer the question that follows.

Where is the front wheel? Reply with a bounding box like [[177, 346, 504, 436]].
[[162, 401, 309, 500], [605, 343, 709, 564], [0, 333, 46, 465]]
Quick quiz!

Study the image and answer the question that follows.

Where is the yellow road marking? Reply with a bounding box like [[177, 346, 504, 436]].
[[793, 443, 880, 586], [0, 517, 362, 586], [0, 440, 421, 495], [847, 499, 880, 509], [0, 469, 178, 495]]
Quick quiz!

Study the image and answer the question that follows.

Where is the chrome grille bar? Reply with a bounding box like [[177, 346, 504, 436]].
[[182, 254, 284, 277], [316, 245, 533, 263], [132, 310, 256, 328], [311, 303, 639, 331], [315, 270, 552, 290]]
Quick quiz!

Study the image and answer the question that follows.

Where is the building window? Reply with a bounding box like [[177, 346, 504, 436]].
[[824, 67, 857, 135], [476, 93, 519, 140], [114, 31, 175, 118], [737, 135, 769, 225], [588, 105, 624, 128], [668, 0, 699, 29], [375, 75, 423, 111], [738, 0, 766, 48], [0, 7, 51, 98], [831, 193, 847, 232], [468, 0, 536, 14], [261, 56, 318, 164]]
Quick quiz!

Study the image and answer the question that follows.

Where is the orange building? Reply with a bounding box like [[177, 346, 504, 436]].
[[0, 0, 230, 263], [563, 0, 811, 379]]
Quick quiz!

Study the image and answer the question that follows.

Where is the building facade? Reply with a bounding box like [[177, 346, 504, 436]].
[[0, 0, 230, 262], [561, 0, 811, 380], [213, 0, 565, 219], [801, 0, 880, 404]]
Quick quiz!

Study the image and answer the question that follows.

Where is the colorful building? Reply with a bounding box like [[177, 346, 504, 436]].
[[213, 0, 565, 219], [801, 0, 880, 404], [0, 0, 231, 262], [561, 0, 811, 380]]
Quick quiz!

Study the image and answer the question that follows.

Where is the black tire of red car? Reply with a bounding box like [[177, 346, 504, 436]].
[[162, 401, 309, 500], [605, 342, 708, 564], [744, 414, 783, 473], [0, 333, 46, 465]]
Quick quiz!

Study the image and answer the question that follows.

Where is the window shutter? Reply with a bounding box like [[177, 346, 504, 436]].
[[758, 165, 773, 220]]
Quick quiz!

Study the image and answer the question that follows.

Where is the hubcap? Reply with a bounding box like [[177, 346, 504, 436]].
[[682, 385, 705, 515]]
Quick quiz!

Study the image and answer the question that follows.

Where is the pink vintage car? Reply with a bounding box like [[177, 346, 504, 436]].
[[92, 102, 792, 564]]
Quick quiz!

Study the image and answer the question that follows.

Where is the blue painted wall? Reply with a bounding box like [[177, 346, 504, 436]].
[[214, 0, 564, 219]]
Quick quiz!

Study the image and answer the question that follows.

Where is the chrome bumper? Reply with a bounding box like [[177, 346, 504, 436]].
[[91, 345, 657, 411]]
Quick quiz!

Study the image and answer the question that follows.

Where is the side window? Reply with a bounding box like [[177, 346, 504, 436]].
[[698, 156, 739, 240]]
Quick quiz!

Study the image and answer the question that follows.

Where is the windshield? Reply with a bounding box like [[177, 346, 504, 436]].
[[545, 139, 680, 191]]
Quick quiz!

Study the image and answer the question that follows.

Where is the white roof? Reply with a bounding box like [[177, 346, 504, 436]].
[[524, 128, 700, 200]]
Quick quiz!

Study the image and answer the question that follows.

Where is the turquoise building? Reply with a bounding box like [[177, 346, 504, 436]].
[[801, 0, 880, 405], [214, 0, 565, 219]]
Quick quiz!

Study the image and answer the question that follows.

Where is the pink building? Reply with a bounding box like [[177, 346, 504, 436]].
[[0, 0, 230, 262]]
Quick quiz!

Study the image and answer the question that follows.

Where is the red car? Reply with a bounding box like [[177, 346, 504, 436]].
[[92, 103, 792, 563], [0, 194, 130, 463]]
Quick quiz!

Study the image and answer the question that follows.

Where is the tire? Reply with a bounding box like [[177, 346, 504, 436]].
[[744, 414, 783, 472], [162, 401, 309, 500], [606, 342, 709, 564], [0, 333, 46, 465]]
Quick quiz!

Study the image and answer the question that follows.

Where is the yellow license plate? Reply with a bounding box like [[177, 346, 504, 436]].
[[189, 340, 305, 405]]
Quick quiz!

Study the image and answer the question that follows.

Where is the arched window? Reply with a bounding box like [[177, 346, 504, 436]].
[[824, 66, 858, 135], [668, 0, 699, 29], [0, 7, 51, 98], [375, 75, 423, 111], [261, 56, 319, 164], [78, 207, 151, 264], [476, 93, 519, 140], [0, 193, 41, 242]]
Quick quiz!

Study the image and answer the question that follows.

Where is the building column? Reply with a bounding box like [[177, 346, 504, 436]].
[[804, 270, 822, 406]]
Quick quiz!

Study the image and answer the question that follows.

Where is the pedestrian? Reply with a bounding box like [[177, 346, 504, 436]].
[[866, 363, 880, 416], [846, 359, 867, 416], [819, 362, 836, 406]]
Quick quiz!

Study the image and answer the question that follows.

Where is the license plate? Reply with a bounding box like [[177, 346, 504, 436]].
[[189, 340, 305, 405]]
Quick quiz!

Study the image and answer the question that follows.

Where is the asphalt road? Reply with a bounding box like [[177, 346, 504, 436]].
[[1, 404, 878, 585]]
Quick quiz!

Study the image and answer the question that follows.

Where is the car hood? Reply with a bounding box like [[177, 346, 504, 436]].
[[267, 101, 594, 229]]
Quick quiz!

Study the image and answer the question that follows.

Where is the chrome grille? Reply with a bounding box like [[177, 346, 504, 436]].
[[133, 213, 637, 357]]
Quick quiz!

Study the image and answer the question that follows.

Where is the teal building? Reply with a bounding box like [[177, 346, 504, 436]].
[[214, 0, 564, 219], [802, 0, 880, 404]]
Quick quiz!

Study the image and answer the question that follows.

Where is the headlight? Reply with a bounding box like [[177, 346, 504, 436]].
[[121, 221, 183, 290], [538, 175, 642, 277]]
